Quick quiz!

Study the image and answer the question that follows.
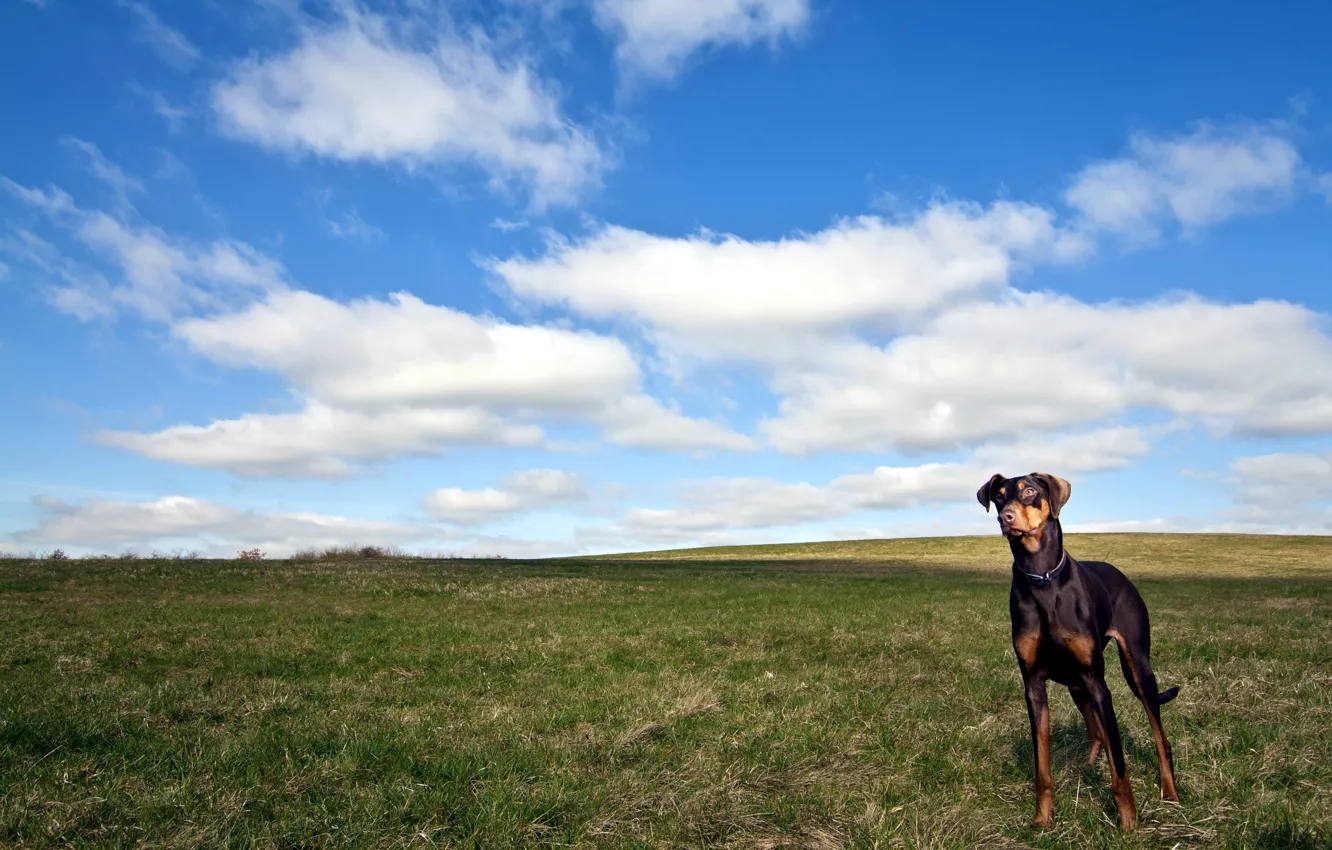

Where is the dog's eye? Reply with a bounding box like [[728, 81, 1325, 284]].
[[1023, 488, 1036, 497]]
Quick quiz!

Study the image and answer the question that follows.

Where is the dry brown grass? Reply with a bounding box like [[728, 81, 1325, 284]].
[[588, 533, 1332, 578]]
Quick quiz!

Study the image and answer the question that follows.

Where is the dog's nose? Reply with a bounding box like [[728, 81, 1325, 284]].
[[1001, 510, 1016, 524]]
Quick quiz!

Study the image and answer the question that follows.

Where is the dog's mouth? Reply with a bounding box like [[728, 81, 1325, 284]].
[[1001, 524, 1036, 538]]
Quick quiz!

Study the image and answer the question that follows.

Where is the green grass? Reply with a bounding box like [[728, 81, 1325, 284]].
[[1, 535, 1329, 848]]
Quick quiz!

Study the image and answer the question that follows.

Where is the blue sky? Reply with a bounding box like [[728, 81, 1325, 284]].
[[3, 0, 1332, 557]]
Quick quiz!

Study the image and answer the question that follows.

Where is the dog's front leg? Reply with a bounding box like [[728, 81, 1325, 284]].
[[1022, 669, 1054, 827]]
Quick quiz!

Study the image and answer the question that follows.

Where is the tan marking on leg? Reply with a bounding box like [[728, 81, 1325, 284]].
[[1150, 714, 1179, 802], [1111, 770, 1137, 831], [1106, 629, 1142, 689], [1014, 632, 1041, 666]]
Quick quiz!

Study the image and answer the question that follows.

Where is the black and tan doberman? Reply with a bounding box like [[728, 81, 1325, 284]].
[[977, 472, 1179, 831]]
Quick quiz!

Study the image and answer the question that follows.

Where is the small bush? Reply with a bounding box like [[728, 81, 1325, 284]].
[[148, 549, 200, 561], [287, 544, 414, 561], [47, 548, 71, 561], [236, 548, 265, 561]]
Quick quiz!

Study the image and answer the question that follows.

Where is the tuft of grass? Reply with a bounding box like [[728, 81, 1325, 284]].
[[0, 534, 1328, 847]]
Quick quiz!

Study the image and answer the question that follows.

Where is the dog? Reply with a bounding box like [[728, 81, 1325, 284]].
[[977, 472, 1179, 830]]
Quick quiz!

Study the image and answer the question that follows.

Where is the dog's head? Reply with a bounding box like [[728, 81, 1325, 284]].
[[976, 472, 1071, 546]]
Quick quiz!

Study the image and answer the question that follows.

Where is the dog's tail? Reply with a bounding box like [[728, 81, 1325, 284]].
[[1158, 686, 1180, 704]]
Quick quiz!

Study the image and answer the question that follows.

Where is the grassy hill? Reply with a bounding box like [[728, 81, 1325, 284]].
[[585, 532, 1332, 578], [1, 534, 1328, 847]]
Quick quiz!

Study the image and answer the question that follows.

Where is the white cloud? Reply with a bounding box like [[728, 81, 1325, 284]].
[[1062, 517, 1207, 534], [492, 201, 1086, 359], [596, 427, 1151, 541], [14, 113, 1332, 501], [835, 427, 1153, 510], [443, 533, 583, 559], [1065, 122, 1303, 238], [2, 177, 284, 321], [493, 173, 1332, 456], [423, 468, 587, 523], [1230, 450, 1332, 509], [173, 290, 641, 411], [621, 478, 836, 538], [762, 293, 1332, 453], [9, 495, 437, 558], [211, 11, 606, 206], [491, 217, 529, 232], [117, 0, 201, 70], [98, 290, 750, 476], [143, 88, 189, 133], [1, 180, 75, 216], [600, 394, 756, 451], [327, 208, 384, 242], [3, 173, 750, 476], [98, 403, 546, 479], [60, 137, 145, 201], [590, 0, 810, 79], [0, 228, 113, 319], [1155, 451, 1332, 534], [49, 284, 118, 321], [79, 214, 284, 319]]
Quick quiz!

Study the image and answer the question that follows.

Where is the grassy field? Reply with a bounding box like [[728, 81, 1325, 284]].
[[1, 534, 1329, 848]]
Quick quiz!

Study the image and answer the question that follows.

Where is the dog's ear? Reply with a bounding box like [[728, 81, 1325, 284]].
[[976, 473, 1005, 512], [1031, 473, 1071, 518]]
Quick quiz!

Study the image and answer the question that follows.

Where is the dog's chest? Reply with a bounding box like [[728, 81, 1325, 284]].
[[1013, 591, 1105, 668]]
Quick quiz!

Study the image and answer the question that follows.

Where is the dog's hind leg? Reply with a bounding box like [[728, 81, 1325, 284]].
[[1069, 683, 1103, 765], [1081, 669, 1137, 830], [1109, 627, 1179, 802]]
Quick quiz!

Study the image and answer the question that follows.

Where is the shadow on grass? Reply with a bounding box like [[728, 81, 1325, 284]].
[[1007, 720, 1172, 824], [1253, 818, 1326, 850]]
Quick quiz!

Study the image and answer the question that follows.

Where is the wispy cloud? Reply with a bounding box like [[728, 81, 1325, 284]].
[[1, 176, 285, 322], [423, 469, 589, 524], [8, 494, 439, 558], [117, 0, 201, 70], [59, 136, 144, 203], [327, 209, 385, 243], [590, 0, 810, 80], [1064, 121, 1304, 239]]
